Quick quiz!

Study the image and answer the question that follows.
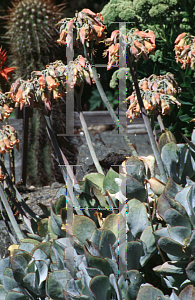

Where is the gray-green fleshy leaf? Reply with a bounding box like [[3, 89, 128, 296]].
[[179, 284, 195, 300], [103, 168, 121, 193], [140, 225, 157, 267], [46, 269, 71, 300], [158, 237, 188, 260], [185, 260, 195, 283], [153, 261, 187, 276], [164, 208, 191, 228], [127, 203, 150, 238], [161, 142, 179, 182], [90, 275, 111, 300], [123, 156, 146, 184], [136, 284, 165, 300], [10, 253, 32, 284], [84, 246, 112, 276]]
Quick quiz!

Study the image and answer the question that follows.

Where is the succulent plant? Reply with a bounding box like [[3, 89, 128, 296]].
[[2, 142, 195, 299]]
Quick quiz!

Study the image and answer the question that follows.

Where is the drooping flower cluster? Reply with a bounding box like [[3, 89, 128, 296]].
[[8, 56, 95, 110], [57, 9, 106, 48], [0, 92, 14, 121], [174, 32, 195, 69], [126, 73, 181, 120], [0, 125, 19, 154], [103, 28, 156, 70]]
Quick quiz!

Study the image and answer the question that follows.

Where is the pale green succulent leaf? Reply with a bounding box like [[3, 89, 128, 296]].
[[99, 229, 116, 258], [37, 218, 49, 238], [109, 273, 123, 300], [158, 237, 188, 260], [2, 270, 18, 292], [127, 203, 150, 238], [31, 241, 51, 258], [124, 177, 146, 201], [55, 195, 66, 215], [0, 284, 7, 300], [46, 269, 71, 300], [83, 173, 105, 192], [169, 290, 181, 300], [80, 274, 93, 299], [90, 229, 103, 250], [186, 229, 195, 253], [77, 193, 97, 219], [179, 284, 195, 300], [73, 215, 97, 246], [26, 234, 42, 242], [84, 246, 112, 276], [123, 156, 146, 184], [164, 208, 191, 228], [164, 178, 183, 199], [11, 253, 32, 284], [140, 225, 157, 266], [168, 226, 191, 244], [19, 239, 40, 253], [90, 275, 111, 300], [136, 284, 165, 300], [102, 213, 126, 239], [35, 260, 48, 286], [174, 185, 195, 226], [49, 209, 66, 238], [126, 283, 139, 300], [103, 168, 121, 193], [153, 227, 169, 241], [85, 266, 104, 277], [185, 260, 195, 283], [153, 261, 187, 276], [157, 191, 189, 221], [0, 257, 11, 285], [161, 142, 179, 182], [5, 291, 28, 300], [127, 199, 141, 211], [22, 272, 36, 294]]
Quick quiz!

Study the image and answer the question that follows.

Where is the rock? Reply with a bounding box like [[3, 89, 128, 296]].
[[28, 185, 36, 191], [50, 181, 62, 189], [76, 142, 131, 182]]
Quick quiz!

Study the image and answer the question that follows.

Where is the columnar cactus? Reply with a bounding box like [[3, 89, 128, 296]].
[[7, 0, 63, 80], [6, 0, 77, 185]]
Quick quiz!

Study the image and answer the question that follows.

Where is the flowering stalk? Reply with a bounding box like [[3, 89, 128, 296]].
[[41, 113, 84, 215], [57, 9, 138, 157], [0, 184, 24, 241], [75, 82, 105, 175], [127, 54, 167, 183], [88, 52, 138, 157]]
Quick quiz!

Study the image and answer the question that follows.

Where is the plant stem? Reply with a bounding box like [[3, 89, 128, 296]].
[[85, 49, 138, 157], [157, 114, 165, 132], [41, 112, 84, 215], [75, 85, 105, 175], [0, 184, 24, 241], [127, 54, 167, 183]]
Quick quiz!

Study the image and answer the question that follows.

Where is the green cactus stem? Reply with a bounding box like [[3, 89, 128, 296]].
[[6, 0, 66, 185]]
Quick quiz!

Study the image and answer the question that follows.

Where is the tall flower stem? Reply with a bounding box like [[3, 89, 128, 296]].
[[75, 84, 105, 175], [0, 184, 24, 241], [83, 45, 137, 157], [127, 54, 167, 183]]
